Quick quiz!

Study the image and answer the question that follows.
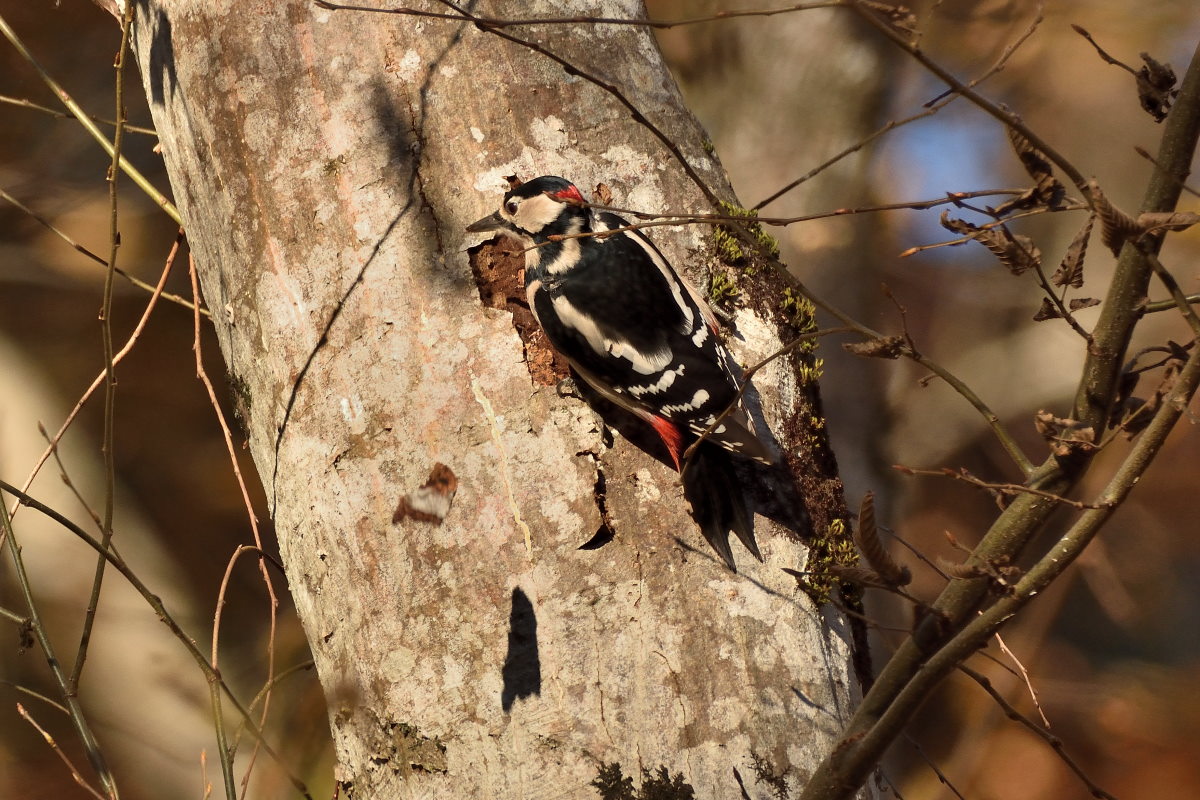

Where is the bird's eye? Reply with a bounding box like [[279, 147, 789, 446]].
[[504, 200, 519, 215]]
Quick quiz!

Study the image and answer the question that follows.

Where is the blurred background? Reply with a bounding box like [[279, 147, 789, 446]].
[[1, 0, 1197, 797]]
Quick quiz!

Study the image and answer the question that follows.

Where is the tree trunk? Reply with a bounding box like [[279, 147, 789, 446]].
[[126, 1, 859, 796]]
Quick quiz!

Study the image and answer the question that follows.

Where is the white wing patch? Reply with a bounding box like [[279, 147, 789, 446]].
[[663, 389, 710, 415], [552, 295, 671, 375], [629, 364, 684, 398]]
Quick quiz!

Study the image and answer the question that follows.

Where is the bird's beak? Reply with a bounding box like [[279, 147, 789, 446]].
[[466, 211, 508, 233]]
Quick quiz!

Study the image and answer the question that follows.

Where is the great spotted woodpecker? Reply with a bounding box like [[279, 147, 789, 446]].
[[467, 175, 775, 571]]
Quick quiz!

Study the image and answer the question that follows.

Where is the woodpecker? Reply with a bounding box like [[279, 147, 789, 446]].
[[467, 175, 775, 570]]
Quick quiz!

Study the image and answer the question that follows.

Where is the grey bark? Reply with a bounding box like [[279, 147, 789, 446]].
[[125, 1, 860, 797]]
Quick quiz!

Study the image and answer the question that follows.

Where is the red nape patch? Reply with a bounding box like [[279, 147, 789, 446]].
[[648, 415, 685, 471], [552, 185, 586, 205]]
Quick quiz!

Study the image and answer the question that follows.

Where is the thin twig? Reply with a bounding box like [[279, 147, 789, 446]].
[[0, 12, 180, 224], [1141, 247, 1200, 336], [72, 0, 135, 700], [428, 0, 722, 208], [0, 479, 311, 800], [39, 423, 104, 531], [8, 232, 182, 523], [1, 495, 117, 798], [1, 681, 69, 715], [188, 251, 280, 797], [0, 93, 158, 135], [957, 664, 1119, 800], [755, 0, 1045, 210], [902, 733, 967, 800], [849, 0, 1091, 197], [992, 631, 1050, 727], [893, 464, 1108, 510], [315, 0, 843, 28], [1133, 145, 1200, 198], [0, 185, 206, 315], [1140, 293, 1200, 315], [803, 279, 1035, 475], [188, 258, 252, 798], [17, 703, 108, 800]]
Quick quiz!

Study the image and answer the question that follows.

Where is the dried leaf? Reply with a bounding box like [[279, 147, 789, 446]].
[[1001, 126, 1065, 212], [843, 335, 906, 359], [1052, 213, 1094, 288], [1032, 298, 1062, 321], [1069, 297, 1100, 311], [1136, 52, 1177, 121], [991, 187, 1040, 217], [854, 491, 911, 587], [1089, 180, 1140, 255], [1136, 211, 1200, 234], [593, 182, 613, 206], [1034, 410, 1096, 456], [940, 213, 1042, 274], [504, 174, 523, 190]]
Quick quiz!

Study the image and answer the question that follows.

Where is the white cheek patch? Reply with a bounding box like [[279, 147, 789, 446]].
[[552, 296, 671, 375], [515, 194, 565, 234]]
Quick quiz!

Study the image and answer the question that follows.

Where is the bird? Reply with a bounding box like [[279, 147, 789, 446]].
[[467, 175, 775, 570]]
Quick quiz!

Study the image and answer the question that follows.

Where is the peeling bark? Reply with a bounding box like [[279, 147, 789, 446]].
[[125, 1, 861, 796]]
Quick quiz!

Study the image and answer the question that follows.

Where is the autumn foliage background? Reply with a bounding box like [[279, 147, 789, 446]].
[[1, 1, 1199, 798]]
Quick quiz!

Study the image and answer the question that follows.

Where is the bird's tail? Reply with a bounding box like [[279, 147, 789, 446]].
[[681, 441, 762, 572]]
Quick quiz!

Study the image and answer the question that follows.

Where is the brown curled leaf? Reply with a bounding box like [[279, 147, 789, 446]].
[[1069, 297, 1101, 311], [1137, 51, 1177, 122], [940, 212, 1041, 274], [1136, 211, 1200, 235], [1052, 213, 1094, 288], [1088, 180, 1140, 256], [593, 182, 613, 206], [1002, 126, 1065, 212], [1032, 298, 1062, 321], [854, 491, 912, 587]]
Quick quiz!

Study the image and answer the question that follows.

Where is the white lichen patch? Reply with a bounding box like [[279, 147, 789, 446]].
[[396, 49, 421, 82], [716, 576, 785, 625], [380, 644, 417, 682], [634, 469, 661, 503], [528, 115, 569, 152], [470, 126, 485, 143], [338, 394, 367, 433]]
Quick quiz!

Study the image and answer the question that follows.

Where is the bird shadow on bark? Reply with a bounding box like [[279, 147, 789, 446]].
[[133, 0, 178, 106], [500, 587, 541, 712]]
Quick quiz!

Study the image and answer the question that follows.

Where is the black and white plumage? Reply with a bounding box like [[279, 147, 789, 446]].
[[467, 175, 775, 570]]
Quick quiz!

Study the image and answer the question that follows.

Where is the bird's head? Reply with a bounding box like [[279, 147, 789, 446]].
[[466, 175, 588, 244]]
